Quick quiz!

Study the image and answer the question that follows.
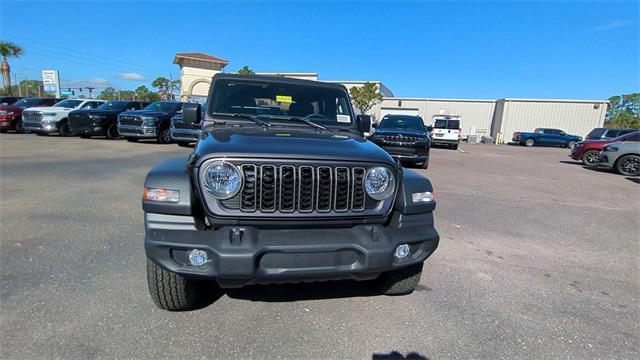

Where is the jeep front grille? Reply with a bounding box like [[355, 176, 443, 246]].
[[221, 163, 369, 214]]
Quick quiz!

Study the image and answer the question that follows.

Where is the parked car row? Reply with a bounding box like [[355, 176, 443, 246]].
[[571, 130, 640, 176]]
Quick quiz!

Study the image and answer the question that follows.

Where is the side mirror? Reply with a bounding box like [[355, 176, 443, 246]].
[[426, 125, 433, 132], [371, 122, 378, 129], [357, 114, 371, 133], [183, 103, 201, 125]]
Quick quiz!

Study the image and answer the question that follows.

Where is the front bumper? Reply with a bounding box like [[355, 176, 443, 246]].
[[432, 138, 459, 145], [145, 212, 439, 288], [69, 123, 104, 136], [117, 124, 157, 138], [23, 121, 58, 133], [170, 128, 201, 142]]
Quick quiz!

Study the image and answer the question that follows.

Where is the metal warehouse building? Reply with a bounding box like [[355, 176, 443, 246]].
[[375, 97, 608, 143]]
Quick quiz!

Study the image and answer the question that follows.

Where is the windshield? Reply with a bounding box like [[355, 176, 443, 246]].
[[209, 79, 353, 125], [97, 101, 129, 111], [144, 102, 182, 112], [12, 98, 40, 107], [379, 116, 425, 131], [587, 128, 606, 138], [54, 99, 83, 108]]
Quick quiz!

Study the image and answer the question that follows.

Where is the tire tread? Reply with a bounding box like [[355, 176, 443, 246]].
[[146, 259, 197, 311]]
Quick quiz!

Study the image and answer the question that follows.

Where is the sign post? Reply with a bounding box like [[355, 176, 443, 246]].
[[41, 70, 61, 98]]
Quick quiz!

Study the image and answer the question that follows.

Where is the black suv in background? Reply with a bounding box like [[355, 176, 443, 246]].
[[68, 100, 149, 139], [369, 115, 432, 169], [170, 104, 206, 147], [117, 101, 185, 143], [586, 128, 637, 141]]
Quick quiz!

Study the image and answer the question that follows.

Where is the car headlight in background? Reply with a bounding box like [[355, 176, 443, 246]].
[[202, 161, 243, 199], [604, 145, 619, 152], [142, 116, 158, 125], [0, 111, 13, 116], [364, 166, 395, 200]]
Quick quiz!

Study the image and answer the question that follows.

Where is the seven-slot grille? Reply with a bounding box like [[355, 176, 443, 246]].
[[22, 111, 43, 121], [232, 164, 367, 213], [377, 135, 423, 143]]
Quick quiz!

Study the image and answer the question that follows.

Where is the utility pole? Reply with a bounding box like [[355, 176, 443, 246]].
[[85, 87, 95, 99], [15, 74, 21, 96]]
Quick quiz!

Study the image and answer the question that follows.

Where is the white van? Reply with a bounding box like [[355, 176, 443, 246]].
[[431, 115, 462, 149]]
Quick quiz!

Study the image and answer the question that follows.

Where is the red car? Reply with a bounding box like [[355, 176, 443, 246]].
[[0, 97, 60, 133], [570, 130, 640, 166]]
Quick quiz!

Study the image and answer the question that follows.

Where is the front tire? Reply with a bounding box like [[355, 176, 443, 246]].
[[525, 138, 535, 147], [581, 150, 600, 166], [105, 124, 121, 140], [567, 141, 577, 149], [58, 120, 73, 137], [416, 157, 430, 169], [615, 155, 640, 176], [376, 262, 424, 295], [452, 144, 459, 150], [157, 127, 173, 144], [15, 119, 26, 134], [146, 259, 199, 311], [177, 141, 191, 147]]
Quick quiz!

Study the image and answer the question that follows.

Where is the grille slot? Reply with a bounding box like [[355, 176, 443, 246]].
[[260, 165, 277, 212], [240, 165, 257, 211], [334, 167, 350, 211], [298, 166, 314, 212], [351, 168, 366, 211], [279, 166, 296, 212]]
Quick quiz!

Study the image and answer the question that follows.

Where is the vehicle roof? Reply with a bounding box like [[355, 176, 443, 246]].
[[382, 114, 423, 119], [213, 73, 349, 91]]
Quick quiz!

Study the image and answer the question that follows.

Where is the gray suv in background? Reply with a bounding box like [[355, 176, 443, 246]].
[[586, 128, 636, 141]]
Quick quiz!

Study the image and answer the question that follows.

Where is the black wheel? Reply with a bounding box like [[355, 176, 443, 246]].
[[0, 129, 6, 133], [177, 141, 191, 147], [125, 137, 139, 142], [58, 120, 73, 137], [567, 141, 577, 149], [452, 144, 459, 150], [615, 155, 640, 176], [525, 138, 535, 147], [157, 127, 173, 144], [376, 262, 424, 295], [581, 150, 600, 166], [105, 124, 121, 140], [146, 259, 200, 311], [15, 119, 26, 134]]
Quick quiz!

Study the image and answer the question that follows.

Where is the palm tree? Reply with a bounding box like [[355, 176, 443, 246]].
[[0, 41, 24, 95]]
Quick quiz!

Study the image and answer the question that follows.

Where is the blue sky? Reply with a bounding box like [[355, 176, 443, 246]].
[[1, 1, 638, 99]]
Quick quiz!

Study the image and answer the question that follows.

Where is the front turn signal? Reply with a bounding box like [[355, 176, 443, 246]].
[[143, 187, 180, 203]]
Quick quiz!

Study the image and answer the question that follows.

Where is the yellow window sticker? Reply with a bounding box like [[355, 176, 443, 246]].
[[276, 95, 293, 103]]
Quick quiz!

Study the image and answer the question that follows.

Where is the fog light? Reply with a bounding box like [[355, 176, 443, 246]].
[[395, 244, 410, 259], [412, 191, 434, 203], [188, 249, 208, 267]]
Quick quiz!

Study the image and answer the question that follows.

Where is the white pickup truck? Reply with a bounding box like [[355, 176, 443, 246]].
[[430, 115, 462, 150], [22, 99, 105, 136]]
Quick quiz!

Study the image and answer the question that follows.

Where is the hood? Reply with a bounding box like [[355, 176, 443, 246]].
[[373, 128, 428, 137], [194, 126, 395, 165], [24, 106, 72, 113], [0, 105, 24, 112], [70, 109, 120, 116], [120, 110, 170, 117]]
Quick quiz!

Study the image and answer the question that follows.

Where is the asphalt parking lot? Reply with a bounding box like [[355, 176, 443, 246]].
[[1, 134, 638, 359]]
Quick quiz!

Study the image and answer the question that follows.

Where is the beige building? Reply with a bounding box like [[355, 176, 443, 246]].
[[173, 52, 229, 102], [377, 97, 608, 143]]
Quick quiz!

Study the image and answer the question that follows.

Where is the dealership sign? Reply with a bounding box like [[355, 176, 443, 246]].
[[41, 70, 61, 98]]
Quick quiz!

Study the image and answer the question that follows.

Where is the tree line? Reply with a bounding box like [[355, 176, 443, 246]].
[[606, 93, 639, 129]]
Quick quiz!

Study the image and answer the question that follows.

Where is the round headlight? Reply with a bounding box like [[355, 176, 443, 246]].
[[202, 161, 243, 199], [364, 166, 395, 200]]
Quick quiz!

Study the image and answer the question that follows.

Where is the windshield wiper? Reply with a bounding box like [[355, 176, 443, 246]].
[[211, 113, 271, 127], [284, 116, 326, 130]]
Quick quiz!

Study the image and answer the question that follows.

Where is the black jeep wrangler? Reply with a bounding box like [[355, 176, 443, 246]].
[[143, 74, 439, 311]]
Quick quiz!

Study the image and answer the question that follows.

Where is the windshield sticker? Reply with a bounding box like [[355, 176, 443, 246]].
[[276, 95, 293, 103], [337, 114, 351, 123]]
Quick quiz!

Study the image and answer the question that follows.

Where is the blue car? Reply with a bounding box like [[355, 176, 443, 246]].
[[512, 128, 582, 149]]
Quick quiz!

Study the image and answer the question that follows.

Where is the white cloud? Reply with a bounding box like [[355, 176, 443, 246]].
[[115, 72, 147, 81], [62, 78, 113, 88], [596, 20, 633, 31]]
